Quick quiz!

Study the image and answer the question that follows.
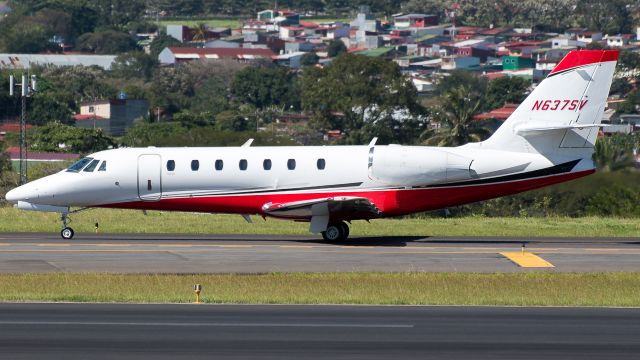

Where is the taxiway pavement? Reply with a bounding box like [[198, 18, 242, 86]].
[[0, 233, 638, 272], [0, 303, 638, 359]]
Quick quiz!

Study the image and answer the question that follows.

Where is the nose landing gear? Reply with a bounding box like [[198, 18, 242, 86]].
[[60, 213, 74, 240]]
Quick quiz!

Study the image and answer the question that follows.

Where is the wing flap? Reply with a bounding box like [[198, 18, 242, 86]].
[[262, 196, 381, 219]]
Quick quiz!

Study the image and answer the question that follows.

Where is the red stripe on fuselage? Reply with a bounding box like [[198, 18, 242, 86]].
[[100, 170, 594, 219]]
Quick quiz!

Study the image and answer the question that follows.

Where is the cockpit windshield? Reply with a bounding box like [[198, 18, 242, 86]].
[[66, 157, 94, 173], [83, 159, 100, 172]]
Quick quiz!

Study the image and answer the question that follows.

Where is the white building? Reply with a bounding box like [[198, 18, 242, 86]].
[[576, 31, 603, 44], [605, 34, 632, 47], [550, 36, 585, 49], [441, 56, 480, 70], [0, 54, 116, 70]]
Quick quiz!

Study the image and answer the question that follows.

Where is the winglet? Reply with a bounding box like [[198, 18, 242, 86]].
[[241, 138, 254, 147], [368, 137, 378, 147]]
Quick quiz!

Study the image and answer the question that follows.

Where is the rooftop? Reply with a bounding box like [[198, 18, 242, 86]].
[[473, 104, 519, 121], [166, 47, 275, 59], [6, 147, 80, 161], [0, 54, 117, 70], [354, 47, 394, 57]]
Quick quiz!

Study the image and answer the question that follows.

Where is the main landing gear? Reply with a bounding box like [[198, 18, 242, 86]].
[[60, 213, 74, 239], [322, 221, 350, 242]]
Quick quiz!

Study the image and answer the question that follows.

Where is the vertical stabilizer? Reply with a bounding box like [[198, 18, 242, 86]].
[[479, 50, 619, 158]]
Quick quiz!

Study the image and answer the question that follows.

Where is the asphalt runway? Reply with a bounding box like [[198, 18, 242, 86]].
[[0, 303, 638, 359], [0, 233, 639, 272]]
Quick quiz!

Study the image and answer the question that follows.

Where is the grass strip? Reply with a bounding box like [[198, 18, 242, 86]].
[[0, 273, 638, 307], [0, 207, 638, 237]]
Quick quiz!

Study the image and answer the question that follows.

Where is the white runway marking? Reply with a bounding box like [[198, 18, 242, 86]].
[[0, 320, 413, 328]]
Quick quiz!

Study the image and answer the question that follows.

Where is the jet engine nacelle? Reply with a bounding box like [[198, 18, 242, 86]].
[[368, 146, 473, 187]]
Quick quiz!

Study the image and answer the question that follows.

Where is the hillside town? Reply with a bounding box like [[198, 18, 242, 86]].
[[0, 1, 639, 185], [2, 4, 640, 140]]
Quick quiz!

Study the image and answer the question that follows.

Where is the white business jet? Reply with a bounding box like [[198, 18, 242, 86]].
[[5, 50, 619, 241]]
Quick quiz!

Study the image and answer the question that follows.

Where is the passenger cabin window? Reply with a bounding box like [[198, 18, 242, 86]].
[[215, 159, 223, 171], [191, 160, 199, 171], [166, 160, 175, 171], [66, 157, 93, 173], [287, 159, 296, 170], [98, 161, 107, 171], [83, 159, 100, 172], [263, 159, 272, 170], [239, 159, 248, 171], [317, 158, 326, 170]]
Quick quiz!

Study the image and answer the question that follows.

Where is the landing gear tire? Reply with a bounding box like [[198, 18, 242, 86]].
[[60, 212, 74, 239], [61, 227, 74, 240], [338, 222, 349, 239], [322, 221, 349, 242]]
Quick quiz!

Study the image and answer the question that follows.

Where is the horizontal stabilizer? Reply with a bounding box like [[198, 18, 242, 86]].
[[515, 123, 606, 136]]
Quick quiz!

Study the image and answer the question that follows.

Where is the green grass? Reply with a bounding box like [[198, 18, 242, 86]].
[[0, 273, 638, 306], [0, 207, 638, 237]]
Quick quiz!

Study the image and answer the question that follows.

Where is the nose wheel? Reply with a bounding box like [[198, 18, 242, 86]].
[[322, 221, 350, 242], [61, 227, 74, 239], [60, 213, 74, 239]]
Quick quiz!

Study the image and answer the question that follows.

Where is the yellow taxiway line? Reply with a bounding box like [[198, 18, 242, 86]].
[[500, 252, 555, 268]]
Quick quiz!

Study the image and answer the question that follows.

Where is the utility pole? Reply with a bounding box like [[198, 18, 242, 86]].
[[9, 74, 36, 185]]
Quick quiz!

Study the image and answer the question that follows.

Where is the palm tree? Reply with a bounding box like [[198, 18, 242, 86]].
[[593, 133, 638, 172], [421, 85, 491, 146], [192, 23, 208, 48]]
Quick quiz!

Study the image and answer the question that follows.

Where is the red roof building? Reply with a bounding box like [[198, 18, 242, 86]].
[[159, 47, 276, 65], [6, 147, 80, 162], [473, 104, 519, 121], [0, 122, 32, 133], [72, 114, 107, 121]]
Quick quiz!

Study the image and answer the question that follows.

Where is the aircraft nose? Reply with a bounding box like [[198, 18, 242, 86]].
[[5, 184, 34, 203]]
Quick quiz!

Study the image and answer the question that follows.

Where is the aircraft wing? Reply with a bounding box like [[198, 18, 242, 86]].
[[262, 196, 381, 233]]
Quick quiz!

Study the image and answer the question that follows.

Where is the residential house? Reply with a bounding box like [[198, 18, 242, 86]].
[[279, 26, 304, 40], [74, 99, 149, 136], [450, 26, 483, 40], [502, 55, 535, 71], [315, 23, 350, 40], [448, 39, 495, 62], [550, 36, 584, 49], [576, 31, 603, 44], [257, 9, 299, 26], [285, 41, 317, 53], [441, 56, 480, 70], [606, 34, 633, 47], [274, 52, 305, 68], [393, 14, 438, 28]]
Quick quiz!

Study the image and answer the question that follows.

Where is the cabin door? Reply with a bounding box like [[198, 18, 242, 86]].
[[138, 154, 162, 201]]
